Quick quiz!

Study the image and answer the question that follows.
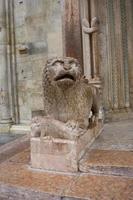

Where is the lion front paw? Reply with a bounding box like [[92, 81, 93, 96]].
[[66, 120, 79, 130], [31, 116, 43, 137]]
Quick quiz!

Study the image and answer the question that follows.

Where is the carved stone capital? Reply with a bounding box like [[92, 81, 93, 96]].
[[82, 17, 99, 34]]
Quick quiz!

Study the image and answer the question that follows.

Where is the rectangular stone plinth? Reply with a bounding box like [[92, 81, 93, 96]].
[[31, 122, 103, 172], [31, 138, 78, 172]]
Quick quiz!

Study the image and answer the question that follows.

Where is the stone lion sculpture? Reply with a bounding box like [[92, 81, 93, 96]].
[[31, 57, 100, 140]]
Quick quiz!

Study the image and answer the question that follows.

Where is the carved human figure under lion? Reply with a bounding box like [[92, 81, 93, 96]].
[[31, 57, 100, 140]]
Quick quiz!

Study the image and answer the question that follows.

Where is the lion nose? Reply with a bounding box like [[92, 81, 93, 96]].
[[63, 64, 71, 70]]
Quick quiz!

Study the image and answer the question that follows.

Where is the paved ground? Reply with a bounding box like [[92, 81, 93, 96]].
[[0, 120, 132, 200], [0, 147, 132, 200], [79, 120, 133, 176], [0, 133, 25, 147], [91, 119, 133, 151], [91, 120, 133, 151]]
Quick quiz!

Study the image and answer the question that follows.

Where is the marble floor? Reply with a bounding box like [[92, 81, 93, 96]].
[[0, 120, 132, 200], [79, 119, 133, 176], [91, 119, 133, 151], [0, 133, 25, 147]]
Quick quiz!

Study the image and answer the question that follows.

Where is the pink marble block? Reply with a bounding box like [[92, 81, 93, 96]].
[[30, 121, 103, 173]]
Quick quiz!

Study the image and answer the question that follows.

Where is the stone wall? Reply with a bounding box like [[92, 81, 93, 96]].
[[0, 0, 133, 128], [14, 0, 63, 124], [104, 0, 133, 120], [127, 1, 133, 109], [80, 0, 133, 121]]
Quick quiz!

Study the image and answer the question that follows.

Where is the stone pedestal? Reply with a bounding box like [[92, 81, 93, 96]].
[[31, 121, 103, 172]]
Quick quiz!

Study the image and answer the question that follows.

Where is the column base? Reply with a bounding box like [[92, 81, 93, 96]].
[[0, 118, 13, 133]]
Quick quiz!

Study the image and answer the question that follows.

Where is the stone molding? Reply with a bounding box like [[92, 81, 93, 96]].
[[5, 0, 19, 124], [0, 0, 13, 129], [106, 0, 130, 113]]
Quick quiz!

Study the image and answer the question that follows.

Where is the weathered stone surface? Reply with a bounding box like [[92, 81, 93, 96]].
[[91, 119, 133, 151], [0, 184, 60, 200], [31, 57, 101, 139], [30, 127, 100, 172], [79, 120, 133, 176], [13, 0, 63, 124], [79, 149, 133, 176], [62, 0, 83, 70], [31, 138, 78, 172], [0, 141, 132, 200], [0, 134, 29, 164], [0, 0, 13, 127], [0, 184, 85, 200], [30, 57, 102, 172], [1, 0, 133, 126], [0, 133, 24, 147]]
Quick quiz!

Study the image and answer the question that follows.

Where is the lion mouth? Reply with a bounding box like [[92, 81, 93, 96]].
[[55, 73, 75, 81]]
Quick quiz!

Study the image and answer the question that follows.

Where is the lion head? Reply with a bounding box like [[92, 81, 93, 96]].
[[43, 57, 82, 88]]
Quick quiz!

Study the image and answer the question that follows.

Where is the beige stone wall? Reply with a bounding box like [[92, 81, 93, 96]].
[[80, 0, 133, 121], [127, 1, 133, 109], [14, 0, 63, 124], [0, 0, 133, 127], [104, 0, 133, 120]]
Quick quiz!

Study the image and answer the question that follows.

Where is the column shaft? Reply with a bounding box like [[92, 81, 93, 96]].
[[0, 0, 12, 131]]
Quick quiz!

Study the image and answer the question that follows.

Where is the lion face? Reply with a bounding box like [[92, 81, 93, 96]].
[[45, 57, 82, 87]]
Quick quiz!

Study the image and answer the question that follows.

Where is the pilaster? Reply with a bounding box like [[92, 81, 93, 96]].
[[105, 0, 131, 120], [62, 0, 83, 72], [0, 0, 13, 132]]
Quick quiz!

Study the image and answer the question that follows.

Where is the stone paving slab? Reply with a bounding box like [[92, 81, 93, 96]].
[[0, 147, 132, 200], [79, 120, 133, 177], [0, 120, 133, 199], [79, 149, 133, 176], [0, 135, 29, 164], [0, 133, 25, 146], [0, 183, 84, 200], [91, 119, 133, 151]]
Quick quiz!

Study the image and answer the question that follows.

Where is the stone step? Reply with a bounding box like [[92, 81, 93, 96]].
[[79, 149, 133, 177], [0, 135, 29, 164], [0, 147, 132, 200], [10, 125, 30, 134]]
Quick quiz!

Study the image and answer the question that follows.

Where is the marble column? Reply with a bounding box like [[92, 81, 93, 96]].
[[80, 0, 92, 79], [62, 0, 83, 72], [0, 0, 12, 132], [80, 0, 101, 81]]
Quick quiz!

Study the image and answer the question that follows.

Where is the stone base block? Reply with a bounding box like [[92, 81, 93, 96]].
[[31, 122, 103, 172], [10, 125, 30, 134], [0, 124, 12, 133]]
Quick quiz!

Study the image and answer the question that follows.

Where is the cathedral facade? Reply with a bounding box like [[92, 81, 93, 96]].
[[0, 0, 133, 132]]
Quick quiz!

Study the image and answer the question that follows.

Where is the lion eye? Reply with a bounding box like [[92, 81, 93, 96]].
[[54, 61, 64, 66], [69, 61, 76, 67]]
